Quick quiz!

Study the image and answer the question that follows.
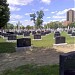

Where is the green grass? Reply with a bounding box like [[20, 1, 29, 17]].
[[0, 31, 75, 53], [31, 33, 54, 47], [0, 42, 16, 53], [0, 64, 59, 75]]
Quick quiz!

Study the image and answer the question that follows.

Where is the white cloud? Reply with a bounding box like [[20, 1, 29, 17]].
[[47, 17, 51, 19], [25, 12, 33, 16], [10, 14, 23, 20], [22, 20, 34, 26], [56, 8, 75, 15], [9, 6, 21, 11], [51, 11, 57, 14], [60, 19, 66, 22], [44, 9, 49, 11], [40, 7, 49, 12], [53, 15, 66, 19], [41, 0, 51, 4], [49, 19, 60, 22], [32, 9, 36, 11], [9, 20, 34, 26], [56, 9, 69, 15], [43, 21, 49, 24], [7, 0, 33, 6]]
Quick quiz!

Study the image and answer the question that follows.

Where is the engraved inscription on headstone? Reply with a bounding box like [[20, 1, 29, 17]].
[[55, 36, 65, 44], [34, 34, 41, 39], [54, 31, 60, 38], [8, 34, 16, 40], [17, 38, 31, 47]]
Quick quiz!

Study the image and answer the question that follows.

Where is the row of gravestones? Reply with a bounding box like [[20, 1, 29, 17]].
[[0, 30, 52, 41], [0, 30, 67, 44]]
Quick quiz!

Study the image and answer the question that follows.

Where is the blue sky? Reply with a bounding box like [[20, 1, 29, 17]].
[[7, 0, 75, 26]]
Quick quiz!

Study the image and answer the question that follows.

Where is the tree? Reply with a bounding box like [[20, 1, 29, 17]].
[[7, 23, 14, 29], [30, 10, 44, 29], [26, 25, 32, 30], [45, 21, 63, 29], [67, 22, 75, 28], [36, 10, 44, 29], [0, 0, 10, 29], [16, 21, 21, 29], [30, 13, 36, 25]]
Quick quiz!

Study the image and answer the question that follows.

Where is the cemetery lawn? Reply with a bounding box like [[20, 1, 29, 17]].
[[1, 64, 59, 75], [31, 31, 75, 47], [0, 42, 16, 53], [0, 31, 75, 53]]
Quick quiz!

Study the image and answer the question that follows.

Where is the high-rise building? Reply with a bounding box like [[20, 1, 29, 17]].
[[67, 9, 75, 23]]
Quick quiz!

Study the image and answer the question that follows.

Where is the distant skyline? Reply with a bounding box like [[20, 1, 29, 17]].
[[7, 0, 75, 26]]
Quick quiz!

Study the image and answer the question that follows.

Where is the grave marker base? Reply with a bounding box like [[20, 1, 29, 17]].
[[32, 39, 42, 40], [71, 36, 75, 37], [53, 43, 67, 46], [15, 46, 31, 52]]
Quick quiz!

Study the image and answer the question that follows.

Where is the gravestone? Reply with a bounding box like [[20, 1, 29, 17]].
[[54, 31, 60, 38], [71, 32, 75, 37], [2, 33, 9, 39], [41, 31, 46, 36], [17, 38, 31, 47], [8, 34, 16, 40], [34, 34, 41, 40], [32, 31, 36, 35], [54, 36, 66, 45], [7, 34, 17, 42], [45, 30, 51, 35], [37, 31, 41, 34], [24, 31, 30, 36], [6, 32, 14, 34], [68, 30, 72, 35], [59, 51, 75, 75]]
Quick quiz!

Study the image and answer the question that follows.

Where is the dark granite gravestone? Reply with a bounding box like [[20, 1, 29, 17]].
[[32, 31, 36, 35], [37, 31, 41, 34], [54, 31, 60, 38], [71, 32, 75, 36], [18, 32, 23, 35], [55, 36, 66, 44], [41, 31, 46, 36], [3, 33, 10, 38], [17, 38, 31, 47], [68, 30, 72, 35], [24, 31, 30, 36], [34, 34, 41, 40], [0, 32, 1, 35], [8, 34, 17, 40], [1, 33, 10, 39], [6, 32, 14, 34], [45, 30, 51, 34], [59, 51, 75, 75]]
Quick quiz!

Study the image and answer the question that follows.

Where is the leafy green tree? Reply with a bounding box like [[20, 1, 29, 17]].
[[67, 22, 75, 28], [45, 21, 63, 29], [30, 10, 44, 29], [26, 25, 32, 30], [16, 21, 21, 29], [0, 0, 10, 29], [36, 10, 44, 29], [30, 13, 36, 25], [7, 23, 14, 29]]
